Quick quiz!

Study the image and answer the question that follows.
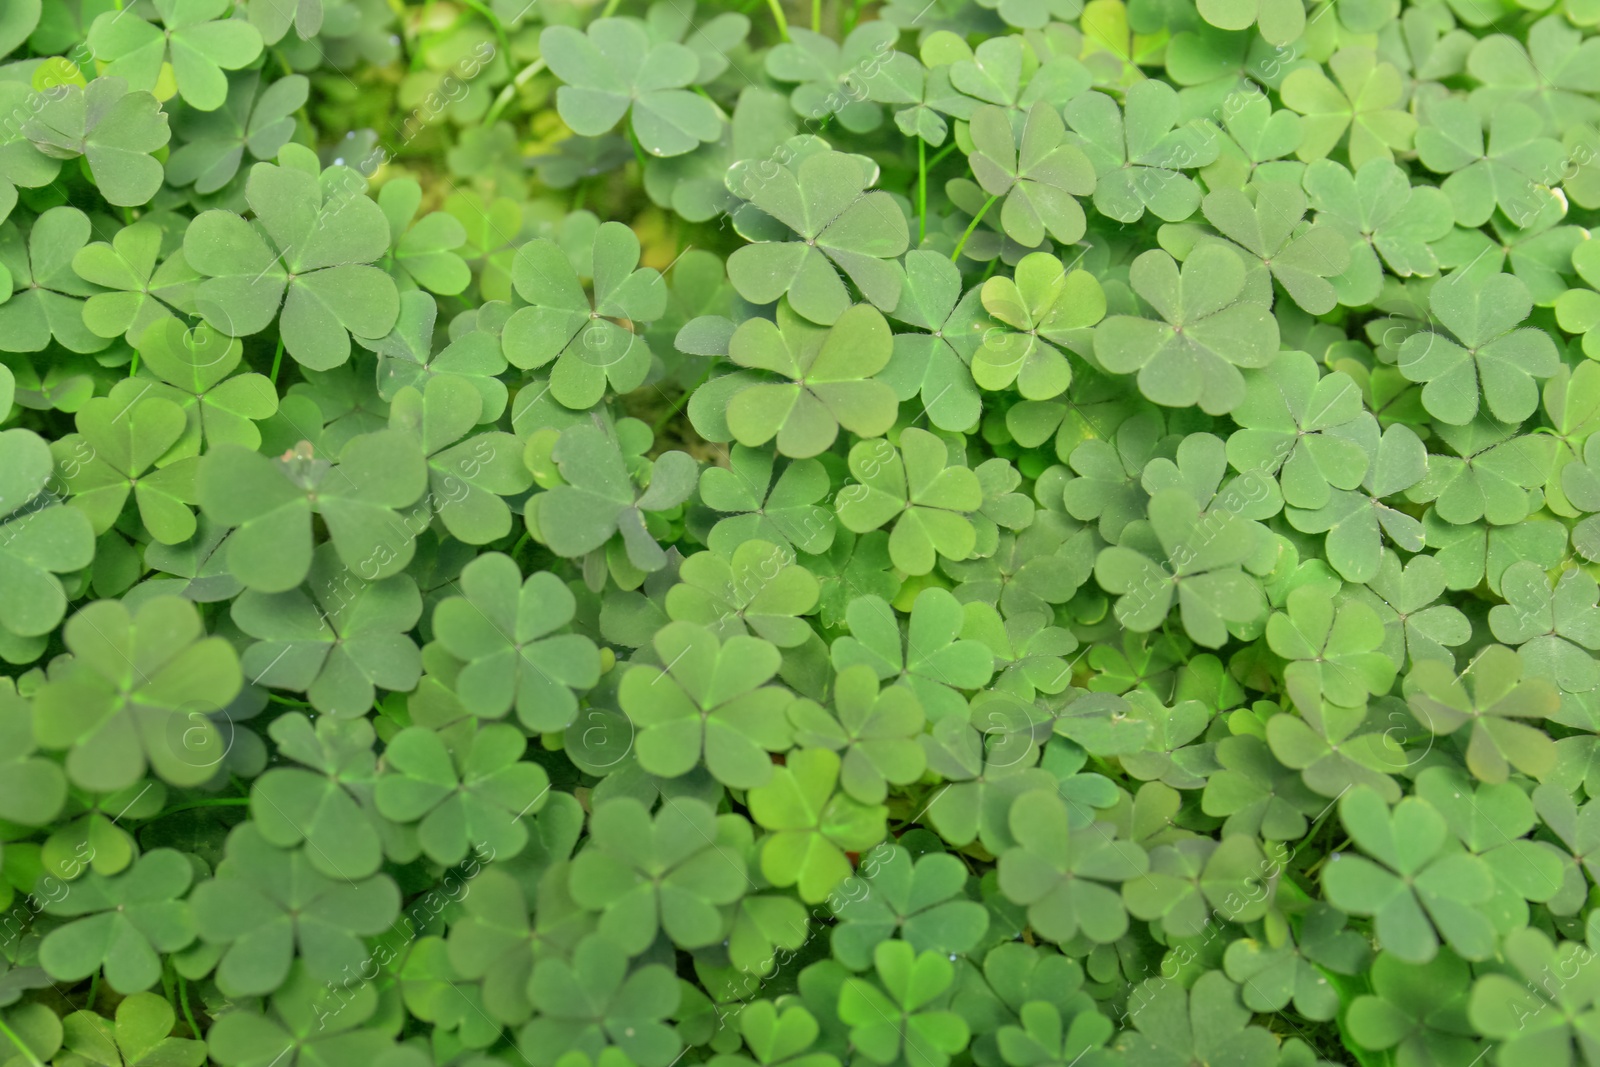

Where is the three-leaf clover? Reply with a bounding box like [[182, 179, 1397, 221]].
[[830, 588, 995, 724], [1267, 586, 1397, 708], [57, 992, 206, 1067], [0, 207, 108, 353], [1488, 563, 1600, 694], [788, 663, 928, 804], [667, 539, 820, 647], [967, 102, 1096, 247], [749, 747, 887, 903], [197, 429, 427, 592], [1414, 99, 1564, 227], [996, 790, 1148, 945], [32, 596, 239, 793], [1398, 271, 1559, 426], [1093, 243, 1279, 414], [829, 845, 988, 971], [699, 446, 837, 557], [1321, 786, 1496, 964], [190, 822, 400, 995], [883, 250, 984, 433], [726, 148, 909, 325], [541, 18, 722, 157], [433, 551, 601, 731], [185, 153, 400, 370], [233, 543, 422, 718], [1200, 181, 1353, 315], [528, 421, 697, 573], [569, 795, 748, 953], [1407, 643, 1560, 784], [521, 934, 683, 1067], [87, 0, 264, 111], [23, 78, 171, 207], [837, 942, 971, 1067], [375, 722, 551, 865], [1280, 46, 1416, 168], [503, 222, 667, 409], [621, 620, 794, 789], [835, 430, 983, 576], [39, 848, 196, 994], [724, 302, 898, 458], [1063, 80, 1218, 224], [1115, 973, 1278, 1067], [974, 254, 1105, 401], [72, 220, 198, 344]]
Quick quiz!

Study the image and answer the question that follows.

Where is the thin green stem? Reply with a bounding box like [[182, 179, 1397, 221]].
[[178, 974, 202, 1041], [0, 1017, 45, 1067], [917, 138, 927, 244], [950, 194, 999, 262], [601, 0, 624, 15], [456, 0, 512, 64], [269, 337, 284, 385], [766, 0, 791, 41], [509, 530, 531, 560], [627, 123, 650, 171], [653, 360, 717, 434], [267, 693, 314, 708], [158, 798, 253, 818], [87, 970, 99, 1012], [811, 0, 821, 32], [483, 57, 547, 126], [927, 141, 959, 169], [128, 351, 139, 378]]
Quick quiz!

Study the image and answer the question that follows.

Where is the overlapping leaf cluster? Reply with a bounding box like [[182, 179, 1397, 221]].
[[2, 0, 1600, 1065]]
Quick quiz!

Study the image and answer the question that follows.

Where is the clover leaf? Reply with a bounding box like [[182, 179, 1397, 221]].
[[57, 992, 206, 1067], [32, 596, 239, 793], [528, 422, 697, 574], [39, 848, 195, 995], [233, 542, 422, 718], [1063, 80, 1217, 224], [522, 934, 683, 1067], [190, 822, 400, 995], [185, 154, 400, 370], [197, 429, 427, 592], [749, 747, 886, 904], [699, 445, 837, 557], [1095, 488, 1268, 649], [836, 430, 983, 576], [975, 253, 1104, 401], [831, 588, 995, 724], [1115, 972, 1277, 1067], [1322, 786, 1496, 964], [1407, 643, 1560, 785], [1267, 586, 1397, 708], [1280, 46, 1416, 168], [72, 220, 198, 344], [1398, 271, 1559, 426], [883, 250, 984, 433], [541, 18, 722, 158], [52, 394, 199, 545], [389, 376, 530, 543], [667, 540, 820, 647], [129, 319, 277, 453], [570, 795, 747, 953], [1200, 181, 1352, 314], [1489, 563, 1600, 695], [87, 0, 263, 111], [621, 620, 793, 789], [1093, 243, 1279, 414], [726, 148, 909, 325], [503, 222, 666, 409], [968, 103, 1096, 247], [724, 302, 898, 458], [0, 206, 108, 353], [247, 712, 386, 879], [166, 69, 307, 193], [830, 845, 988, 971], [23, 77, 170, 207], [996, 790, 1148, 945], [838, 942, 971, 1067], [376, 722, 550, 865]]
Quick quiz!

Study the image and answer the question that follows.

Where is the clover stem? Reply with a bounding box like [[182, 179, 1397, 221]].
[[510, 530, 531, 560], [456, 0, 513, 73], [927, 141, 959, 169], [811, 0, 821, 32], [767, 0, 791, 42], [1302, 836, 1349, 877], [86, 971, 99, 1012], [0, 1017, 44, 1067], [603, 0, 625, 15], [627, 123, 650, 171], [951, 193, 999, 262], [269, 337, 284, 386], [653, 358, 716, 434], [483, 57, 548, 126], [178, 974, 202, 1040], [156, 798, 253, 818], [128, 350, 139, 378], [917, 138, 927, 244]]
